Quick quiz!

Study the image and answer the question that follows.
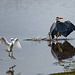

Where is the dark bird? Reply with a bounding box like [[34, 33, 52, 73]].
[[48, 17, 75, 39]]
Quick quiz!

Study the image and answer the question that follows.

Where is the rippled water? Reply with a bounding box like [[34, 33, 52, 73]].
[[0, 0, 75, 75]]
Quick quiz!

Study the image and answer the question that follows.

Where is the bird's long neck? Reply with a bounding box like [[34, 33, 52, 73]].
[[55, 20, 60, 24], [56, 18, 59, 21], [55, 19, 60, 23]]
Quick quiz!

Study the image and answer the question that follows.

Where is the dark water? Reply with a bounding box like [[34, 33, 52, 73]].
[[0, 0, 75, 75]]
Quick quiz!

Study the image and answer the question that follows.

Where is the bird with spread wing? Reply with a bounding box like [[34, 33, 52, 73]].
[[48, 17, 75, 39], [0, 37, 22, 52]]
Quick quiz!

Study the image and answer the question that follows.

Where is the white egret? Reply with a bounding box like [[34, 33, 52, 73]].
[[0, 37, 22, 52]]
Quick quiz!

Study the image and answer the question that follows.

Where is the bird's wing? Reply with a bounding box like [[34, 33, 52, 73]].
[[0, 37, 9, 46], [55, 22, 68, 32], [54, 21, 74, 37], [14, 38, 22, 49], [64, 20, 75, 30]]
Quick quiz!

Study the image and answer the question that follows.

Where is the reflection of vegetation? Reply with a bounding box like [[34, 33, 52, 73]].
[[54, 58, 75, 72], [50, 70, 75, 75]]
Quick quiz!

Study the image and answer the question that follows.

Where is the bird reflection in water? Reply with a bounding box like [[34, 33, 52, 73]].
[[48, 40, 75, 72], [48, 41, 75, 61], [6, 65, 16, 75], [6, 65, 21, 75]]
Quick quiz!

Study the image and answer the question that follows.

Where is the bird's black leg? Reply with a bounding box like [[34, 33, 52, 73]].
[[11, 51, 13, 58], [9, 52, 11, 57], [52, 34, 54, 40], [11, 51, 16, 59]]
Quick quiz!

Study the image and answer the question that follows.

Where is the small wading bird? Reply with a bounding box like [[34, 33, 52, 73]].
[[0, 37, 22, 52], [48, 17, 75, 39]]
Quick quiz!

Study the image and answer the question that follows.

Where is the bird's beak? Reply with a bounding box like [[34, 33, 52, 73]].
[[59, 17, 63, 19]]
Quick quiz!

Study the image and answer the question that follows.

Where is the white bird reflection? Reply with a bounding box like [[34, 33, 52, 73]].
[[6, 65, 16, 75], [6, 65, 21, 75]]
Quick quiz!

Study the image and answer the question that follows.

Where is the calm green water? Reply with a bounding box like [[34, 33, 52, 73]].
[[0, 0, 75, 75]]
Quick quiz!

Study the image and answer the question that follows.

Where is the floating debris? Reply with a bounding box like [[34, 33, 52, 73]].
[[23, 37, 75, 41]]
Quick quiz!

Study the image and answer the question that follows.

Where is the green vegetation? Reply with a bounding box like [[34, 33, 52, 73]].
[[50, 70, 75, 75]]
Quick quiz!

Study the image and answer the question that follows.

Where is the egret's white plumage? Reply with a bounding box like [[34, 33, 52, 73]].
[[0, 37, 22, 52]]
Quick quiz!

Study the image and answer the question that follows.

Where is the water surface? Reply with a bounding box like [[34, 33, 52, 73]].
[[0, 0, 75, 75]]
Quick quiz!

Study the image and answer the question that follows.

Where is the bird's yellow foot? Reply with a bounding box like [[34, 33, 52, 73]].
[[11, 56, 16, 59]]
